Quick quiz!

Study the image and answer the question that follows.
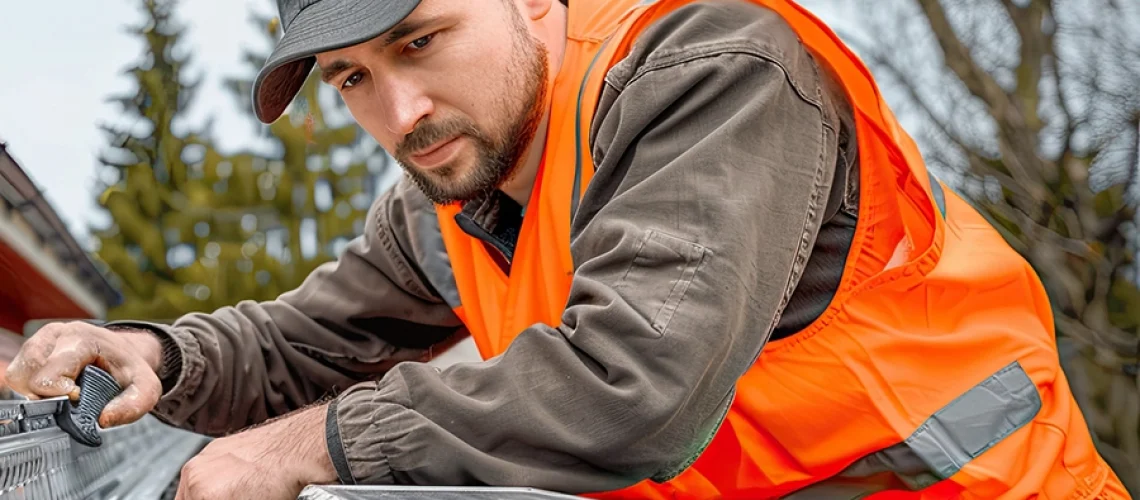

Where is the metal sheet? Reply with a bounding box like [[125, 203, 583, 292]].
[[299, 486, 588, 500], [0, 397, 209, 500]]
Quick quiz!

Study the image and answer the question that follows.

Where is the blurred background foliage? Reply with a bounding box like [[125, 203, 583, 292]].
[[84, 0, 1139, 491], [93, 0, 396, 321]]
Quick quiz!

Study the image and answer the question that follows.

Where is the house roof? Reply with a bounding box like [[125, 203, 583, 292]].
[[0, 141, 123, 317]]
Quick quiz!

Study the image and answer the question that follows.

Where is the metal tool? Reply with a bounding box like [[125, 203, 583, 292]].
[[0, 365, 122, 447]]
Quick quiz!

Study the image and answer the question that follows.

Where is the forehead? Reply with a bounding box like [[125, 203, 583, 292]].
[[314, 0, 462, 61]]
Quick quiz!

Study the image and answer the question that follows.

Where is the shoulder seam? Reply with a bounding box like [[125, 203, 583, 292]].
[[609, 40, 824, 110]]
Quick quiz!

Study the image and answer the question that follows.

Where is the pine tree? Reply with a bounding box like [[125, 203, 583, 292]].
[[93, 0, 236, 321], [92, 0, 399, 322], [220, 11, 401, 292]]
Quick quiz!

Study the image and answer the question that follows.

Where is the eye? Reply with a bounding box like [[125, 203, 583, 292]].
[[342, 71, 364, 89], [407, 34, 434, 51]]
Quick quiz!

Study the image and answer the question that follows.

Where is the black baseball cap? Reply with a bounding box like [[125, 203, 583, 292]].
[[252, 0, 422, 124]]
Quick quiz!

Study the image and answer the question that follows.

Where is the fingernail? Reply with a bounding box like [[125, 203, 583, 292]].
[[60, 380, 77, 400], [98, 405, 116, 428]]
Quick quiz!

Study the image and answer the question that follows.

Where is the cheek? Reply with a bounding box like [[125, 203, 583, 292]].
[[427, 54, 513, 127], [341, 91, 375, 123], [341, 93, 397, 150]]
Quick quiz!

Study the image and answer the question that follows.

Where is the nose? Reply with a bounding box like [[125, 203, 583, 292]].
[[373, 73, 433, 137]]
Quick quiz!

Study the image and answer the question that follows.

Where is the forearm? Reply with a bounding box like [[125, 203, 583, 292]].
[[109, 190, 463, 436], [175, 401, 339, 498], [329, 316, 743, 490], [264, 402, 339, 487], [108, 300, 406, 435]]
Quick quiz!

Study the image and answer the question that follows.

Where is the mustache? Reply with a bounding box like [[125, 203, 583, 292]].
[[395, 118, 482, 159]]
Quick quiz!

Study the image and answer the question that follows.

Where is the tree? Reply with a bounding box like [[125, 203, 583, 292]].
[[836, 0, 1140, 489], [93, 0, 231, 320], [93, 0, 398, 322], [222, 12, 400, 287]]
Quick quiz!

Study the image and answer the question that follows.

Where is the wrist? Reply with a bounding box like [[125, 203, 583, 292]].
[[269, 403, 339, 487], [105, 326, 164, 374]]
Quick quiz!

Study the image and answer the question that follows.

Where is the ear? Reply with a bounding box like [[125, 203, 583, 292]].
[[518, 0, 554, 21]]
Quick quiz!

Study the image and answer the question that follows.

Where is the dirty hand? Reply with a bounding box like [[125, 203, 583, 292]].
[[5, 321, 164, 428], [176, 404, 337, 500]]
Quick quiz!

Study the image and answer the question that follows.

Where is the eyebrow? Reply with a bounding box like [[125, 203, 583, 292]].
[[382, 17, 433, 47], [318, 16, 438, 84], [319, 59, 355, 84]]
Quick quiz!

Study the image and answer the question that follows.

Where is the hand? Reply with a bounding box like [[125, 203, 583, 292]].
[[5, 321, 164, 427], [176, 404, 338, 500]]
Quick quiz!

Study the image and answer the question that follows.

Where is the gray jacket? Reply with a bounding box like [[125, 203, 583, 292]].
[[110, 0, 860, 493]]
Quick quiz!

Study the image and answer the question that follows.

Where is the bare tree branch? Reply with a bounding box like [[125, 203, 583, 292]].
[[848, 0, 1140, 489], [916, 0, 1016, 117], [1055, 315, 1140, 358], [916, 0, 1053, 200], [1010, 0, 1049, 133], [843, 31, 1043, 209]]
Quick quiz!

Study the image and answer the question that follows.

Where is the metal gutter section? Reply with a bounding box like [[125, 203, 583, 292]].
[[0, 397, 209, 500], [299, 486, 587, 499]]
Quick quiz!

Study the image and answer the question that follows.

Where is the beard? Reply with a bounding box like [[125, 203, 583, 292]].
[[393, 7, 549, 205]]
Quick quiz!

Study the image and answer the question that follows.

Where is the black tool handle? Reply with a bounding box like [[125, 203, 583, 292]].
[[57, 365, 122, 447]]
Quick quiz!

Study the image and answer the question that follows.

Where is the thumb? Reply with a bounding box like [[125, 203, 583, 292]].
[[98, 372, 161, 428]]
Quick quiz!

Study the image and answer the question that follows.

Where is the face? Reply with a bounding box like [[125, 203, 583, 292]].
[[315, 0, 551, 204]]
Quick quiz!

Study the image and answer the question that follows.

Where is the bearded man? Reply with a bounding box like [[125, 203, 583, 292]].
[[8, 0, 1127, 498]]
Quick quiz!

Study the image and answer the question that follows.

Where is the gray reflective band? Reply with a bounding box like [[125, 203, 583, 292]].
[[908, 360, 1041, 478], [784, 481, 881, 500], [928, 172, 947, 219], [785, 361, 1041, 499]]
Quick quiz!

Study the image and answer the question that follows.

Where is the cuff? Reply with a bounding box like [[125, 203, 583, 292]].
[[325, 399, 356, 484], [103, 320, 206, 425], [329, 376, 413, 485]]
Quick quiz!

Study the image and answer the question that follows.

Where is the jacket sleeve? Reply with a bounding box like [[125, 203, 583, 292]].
[[328, 2, 841, 492], [109, 179, 464, 437]]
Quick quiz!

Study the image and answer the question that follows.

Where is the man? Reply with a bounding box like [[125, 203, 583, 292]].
[[7, 0, 1128, 498]]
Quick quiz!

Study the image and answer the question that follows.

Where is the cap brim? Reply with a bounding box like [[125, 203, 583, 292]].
[[252, 0, 421, 124]]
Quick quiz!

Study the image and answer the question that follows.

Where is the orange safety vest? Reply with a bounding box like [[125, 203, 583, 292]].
[[434, 0, 1129, 498]]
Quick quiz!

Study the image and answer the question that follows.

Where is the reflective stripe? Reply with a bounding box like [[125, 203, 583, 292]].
[[909, 360, 1041, 478], [415, 209, 462, 309], [928, 172, 946, 219], [570, 38, 612, 218], [784, 481, 881, 500], [785, 361, 1041, 498]]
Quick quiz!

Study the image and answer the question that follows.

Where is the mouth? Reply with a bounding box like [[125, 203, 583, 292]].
[[409, 135, 464, 170]]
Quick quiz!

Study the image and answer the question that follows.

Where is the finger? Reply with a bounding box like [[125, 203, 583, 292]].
[[99, 368, 161, 428], [28, 335, 97, 399], [176, 461, 195, 500], [174, 474, 187, 500], [6, 329, 62, 395]]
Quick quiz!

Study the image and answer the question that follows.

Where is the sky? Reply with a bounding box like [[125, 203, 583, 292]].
[[0, 0, 855, 246]]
